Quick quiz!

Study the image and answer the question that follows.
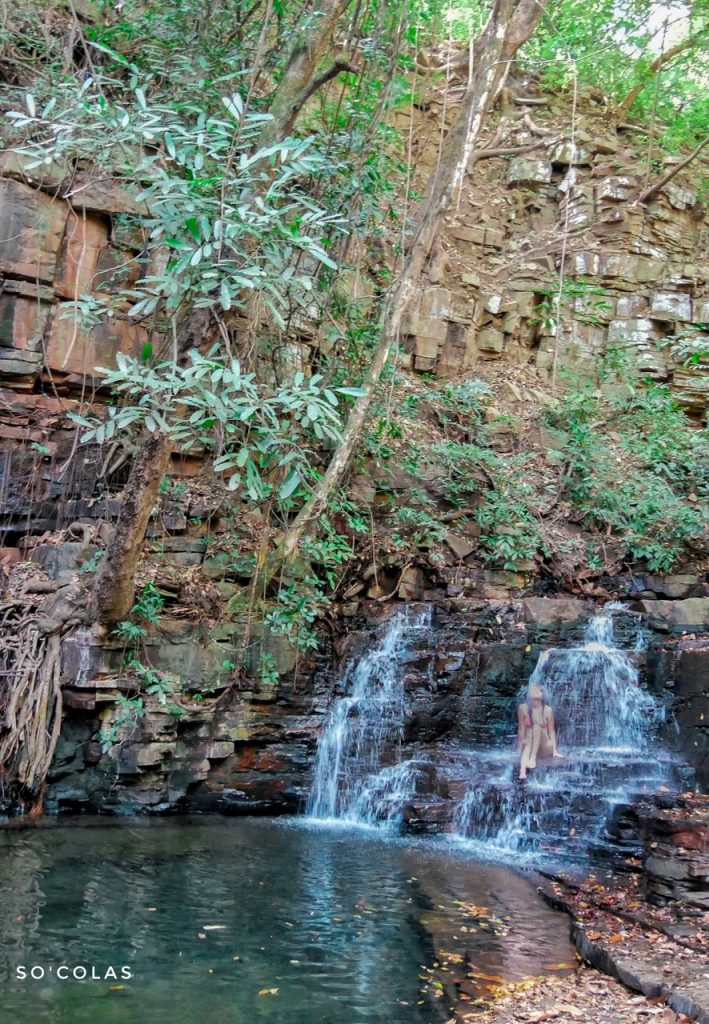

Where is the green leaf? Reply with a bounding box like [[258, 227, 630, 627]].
[[185, 217, 201, 242], [279, 470, 301, 499]]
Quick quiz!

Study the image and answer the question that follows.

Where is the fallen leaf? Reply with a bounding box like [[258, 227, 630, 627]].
[[440, 951, 464, 964], [467, 970, 507, 984]]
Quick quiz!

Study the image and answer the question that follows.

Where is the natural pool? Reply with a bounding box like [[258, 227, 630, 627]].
[[0, 817, 573, 1024]]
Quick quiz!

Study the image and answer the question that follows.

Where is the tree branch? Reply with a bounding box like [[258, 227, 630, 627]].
[[256, 0, 352, 148], [295, 57, 357, 110], [634, 136, 709, 205], [471, 136, 562, 164], [615, 29, 708, 120]]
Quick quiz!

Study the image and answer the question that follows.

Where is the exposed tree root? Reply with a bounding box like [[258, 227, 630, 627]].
[[0, 598, 65, 816]]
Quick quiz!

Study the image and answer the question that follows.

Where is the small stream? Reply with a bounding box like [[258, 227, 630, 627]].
[[0, 817, 573, 1023]]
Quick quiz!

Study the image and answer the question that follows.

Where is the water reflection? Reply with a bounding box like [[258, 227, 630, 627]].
[[0, 818, 573, 1023]]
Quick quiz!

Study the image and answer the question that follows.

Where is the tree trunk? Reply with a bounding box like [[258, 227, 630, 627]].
[[90, 432, 172, 625], [256, 0, 353, 148], [91, 308, 213, 626], [262, 0, 547, 584]]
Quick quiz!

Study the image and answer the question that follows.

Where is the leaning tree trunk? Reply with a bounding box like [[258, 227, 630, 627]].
[[256, 0, 353, 149], [90, 306, 213, 626], [90, 431, 172, 625], [261, 0, 547, 585], [90, 6, 354, 627]]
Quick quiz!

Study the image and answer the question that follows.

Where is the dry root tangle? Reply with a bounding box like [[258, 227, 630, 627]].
[[0, 598, 63, 814]]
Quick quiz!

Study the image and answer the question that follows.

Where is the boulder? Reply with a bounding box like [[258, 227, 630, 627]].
[[476, 328, 505, 354], [398, 566, 425, 601], [635, 258, 664, 283], [550, 142, 592, 166], [522, 597, 588, 625], [672, 369, 709, 413], [642, 575, 700, 599], [60, 174, 150, 216], [506, 158, 551, 187], [664, 184, 696, 209], [616, 294, 648, 317], [607, 318, 666, 376], [650, 291, 692, 322], [445, 533, 475, 560], [640, 598, 709, 630], [419, 286, 453, 319], [31, 542, 98, 577], [597, 176, 636, 202]]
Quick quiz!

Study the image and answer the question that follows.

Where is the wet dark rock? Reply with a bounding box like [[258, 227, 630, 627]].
[[638, 796, 709, 908], [43, 592, 709, 818]]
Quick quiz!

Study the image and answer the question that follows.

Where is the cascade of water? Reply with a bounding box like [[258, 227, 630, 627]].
[[307, 606, 432, 822], [454, 604, 684, 860], [524, 611, 660, 751]]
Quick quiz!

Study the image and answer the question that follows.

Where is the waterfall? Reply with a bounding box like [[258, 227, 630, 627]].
[[307, 606, 432, 823], [523, 610, 660, 751], [306, 601, 687, 863], [454, 604, 681, 860]]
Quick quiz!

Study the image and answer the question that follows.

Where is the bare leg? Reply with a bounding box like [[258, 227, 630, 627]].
[[519, 730, 539, 780], [527, 723, 542, 770]]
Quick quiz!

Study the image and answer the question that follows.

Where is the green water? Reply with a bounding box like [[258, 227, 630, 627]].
[[0, 817, 573, 1023]]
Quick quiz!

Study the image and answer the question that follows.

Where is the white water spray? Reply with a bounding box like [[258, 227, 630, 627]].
[[307, 607, 431, 822], [454, 605, 680, 858]]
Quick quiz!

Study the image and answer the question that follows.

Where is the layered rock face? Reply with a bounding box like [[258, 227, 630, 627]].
[[395, 99, 708, 416], [639, 794, 709, 908], [40, 596, 709, 816], [0, 166, 148, 391], [0, 87, 706, 819]]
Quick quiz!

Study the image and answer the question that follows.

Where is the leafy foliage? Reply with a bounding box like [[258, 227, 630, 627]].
[[69, 349, 362, 502], [102, 583, 185, 752], [544, 376, 709, 572]]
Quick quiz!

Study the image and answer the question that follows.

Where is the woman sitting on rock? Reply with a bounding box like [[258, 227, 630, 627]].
[[517, 684, 563, 780]]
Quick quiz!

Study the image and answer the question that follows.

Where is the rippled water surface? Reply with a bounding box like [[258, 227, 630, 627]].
[[0, 817, 573, 1023]]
